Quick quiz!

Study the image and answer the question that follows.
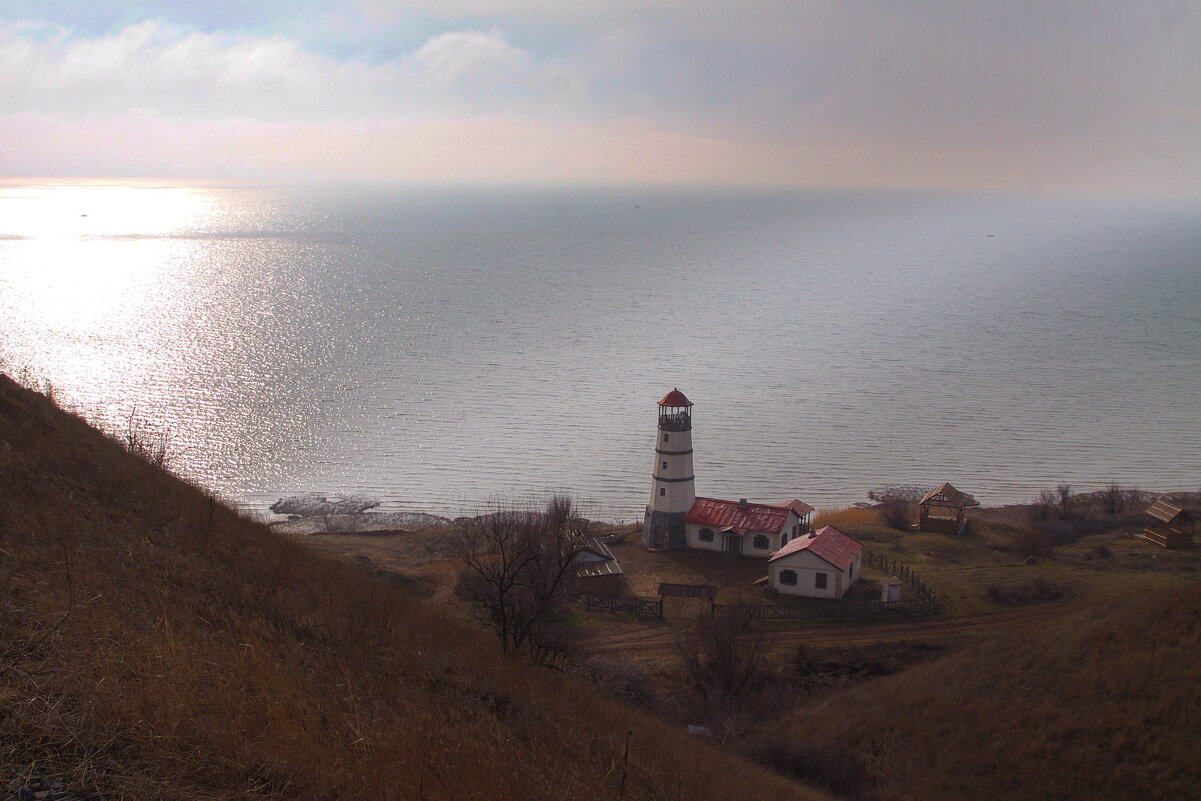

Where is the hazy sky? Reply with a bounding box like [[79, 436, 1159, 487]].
[[2, 0, 1199, 191]]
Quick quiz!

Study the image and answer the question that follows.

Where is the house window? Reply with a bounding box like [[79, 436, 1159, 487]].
[[753, 535, 769, 550], [663, 433, 670, 442], [699, 528, 714, 542], [815, 572, 828, 590], [662, 461, 668, 470], [780, 569, 797, 586], [659, 488, 666, 497]]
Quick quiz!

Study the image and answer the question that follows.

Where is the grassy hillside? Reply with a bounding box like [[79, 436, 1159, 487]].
[[0, 372, 827, 801], [760, 583, 1201, 800]]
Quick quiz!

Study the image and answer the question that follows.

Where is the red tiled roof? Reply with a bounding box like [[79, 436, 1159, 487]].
[[683, 497, 808, 535], [658, 388, 693, 407], [781, 499, 814, 516], [768, 525, 863, 571]]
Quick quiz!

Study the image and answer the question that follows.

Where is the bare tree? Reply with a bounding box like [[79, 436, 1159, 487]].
[[1030, 490, 1057, 522], [677, 605, 768, 706], [1056, 484, 1073, 519], [454, 495, 588, 667], [676, 603, 771, 737]]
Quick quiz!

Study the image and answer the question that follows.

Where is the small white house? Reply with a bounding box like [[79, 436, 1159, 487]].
[[682, 497, 814, 559], [767, 525, 864, 599]]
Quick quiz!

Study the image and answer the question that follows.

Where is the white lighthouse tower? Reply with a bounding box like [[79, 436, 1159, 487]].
[[642, 389, 697, 549]]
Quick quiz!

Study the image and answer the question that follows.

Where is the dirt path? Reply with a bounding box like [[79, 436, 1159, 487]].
[[579, 600, 1086, 655]]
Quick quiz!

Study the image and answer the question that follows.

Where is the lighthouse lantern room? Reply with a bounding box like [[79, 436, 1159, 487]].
[[642, 389, 697, 549]]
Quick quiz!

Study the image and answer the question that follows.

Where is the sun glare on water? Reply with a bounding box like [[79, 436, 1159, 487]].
[[0, 182, 217, 420]]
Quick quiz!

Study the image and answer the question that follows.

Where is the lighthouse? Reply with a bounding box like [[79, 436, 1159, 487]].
[[642, 388, 697, 549]]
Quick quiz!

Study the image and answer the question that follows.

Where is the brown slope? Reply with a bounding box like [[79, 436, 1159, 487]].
[[763, 582, 1201, 801], [0, 372, 829, 801]]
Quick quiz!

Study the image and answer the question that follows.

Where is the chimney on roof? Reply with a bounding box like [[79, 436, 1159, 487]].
[[808, 529, 817, 539], [738, 498, 748, 509]]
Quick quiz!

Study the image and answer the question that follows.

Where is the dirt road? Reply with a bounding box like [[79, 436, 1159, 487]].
[[579, 600, 1086, 656]]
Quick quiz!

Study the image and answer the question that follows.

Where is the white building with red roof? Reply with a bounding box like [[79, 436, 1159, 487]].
[[682, 496, 814, 558], [640, 389, 814, 556], [767, 525, 863, 599]]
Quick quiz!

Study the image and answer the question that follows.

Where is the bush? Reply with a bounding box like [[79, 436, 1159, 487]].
[[574, 657, 658, 709], [1012, 528, 1054, 559], [878, 500, 914, 531]]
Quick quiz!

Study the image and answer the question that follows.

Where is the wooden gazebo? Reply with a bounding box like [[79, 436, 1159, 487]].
[[918, 482, 971, 535], [1143, 500, 1195, 549]]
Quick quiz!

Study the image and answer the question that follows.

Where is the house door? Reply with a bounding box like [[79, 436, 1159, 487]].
[[724, 534, 741, 555]]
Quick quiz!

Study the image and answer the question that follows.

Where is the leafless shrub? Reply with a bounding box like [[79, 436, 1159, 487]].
[[573, 657, 658, 708], [1056, 484, 1074, 519], [1124, 486, 1150, 509], [677, 604, 770, 702], [866, 486, 930, 531], [1030, 490, 1058, 521], [1012, 528, 1054, 560], [454, 495, 588, 668], [123, 407, 171, 469], [674, 603, 774, 739], [879, 500, 914, 531], [1098, 483, 1127, 515]]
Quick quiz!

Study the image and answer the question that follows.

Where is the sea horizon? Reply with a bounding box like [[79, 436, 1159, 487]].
[[2, 182, 1198, 519]]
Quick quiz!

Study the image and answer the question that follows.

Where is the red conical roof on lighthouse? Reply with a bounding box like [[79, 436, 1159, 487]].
[[658, 388, 693, 407]]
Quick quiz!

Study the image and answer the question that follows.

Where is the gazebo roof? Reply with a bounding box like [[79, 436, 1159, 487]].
[[920, 482, 971, 508], [1147, 499, 1192, 525], [658, 388, 693, 407]]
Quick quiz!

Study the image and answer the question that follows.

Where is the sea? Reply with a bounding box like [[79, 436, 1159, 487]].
[[1, 182, 1198, 521]]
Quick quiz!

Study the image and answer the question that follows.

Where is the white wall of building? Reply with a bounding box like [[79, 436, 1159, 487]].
[[684, 522, 726, 553], [683, 510, 804, 559], [769, 548, 861, 599]]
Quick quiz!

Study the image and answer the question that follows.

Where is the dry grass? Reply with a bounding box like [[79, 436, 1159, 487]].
[[772, 585, 1201, 800], [0, 373, 827, 801], [812, 507, 882, 528]]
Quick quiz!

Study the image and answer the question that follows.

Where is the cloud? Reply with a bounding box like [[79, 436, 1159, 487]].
[[0, 20, 574, 120], [410, 29, 532, 85], [2, 4, 1200, 192]]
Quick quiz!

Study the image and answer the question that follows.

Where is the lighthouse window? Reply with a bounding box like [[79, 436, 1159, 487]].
[[753, 535, 769, 550], [780, 569, 798, 586], [699, 528, 714, 542], [659, 488, 666, 497], [662, 461, 668, 470], [663, 433, 669, 442]]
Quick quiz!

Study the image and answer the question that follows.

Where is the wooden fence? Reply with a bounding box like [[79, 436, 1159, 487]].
[[576, 593, 664, 620], [862, 549, 938, 611]]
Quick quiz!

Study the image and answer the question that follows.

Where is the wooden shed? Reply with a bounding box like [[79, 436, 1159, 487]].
[[1143, 500, 1196, 549], [574, 537, 624, 595], [918, 482, 971, 535]]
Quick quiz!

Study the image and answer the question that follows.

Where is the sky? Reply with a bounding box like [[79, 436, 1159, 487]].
[[2, 0, 1200, 192]]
